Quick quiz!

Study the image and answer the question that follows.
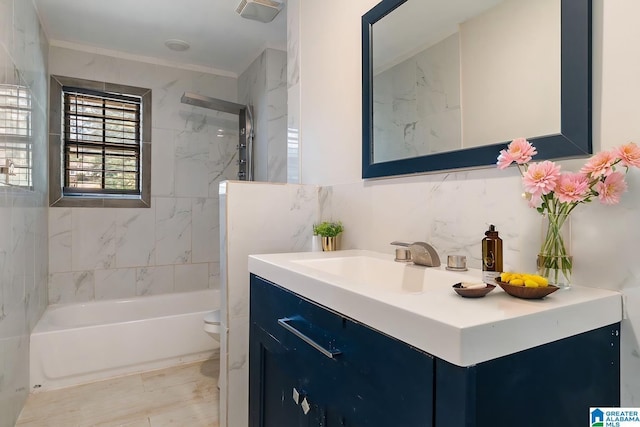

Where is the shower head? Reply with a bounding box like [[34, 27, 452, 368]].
[[236, 0, 284, 23]]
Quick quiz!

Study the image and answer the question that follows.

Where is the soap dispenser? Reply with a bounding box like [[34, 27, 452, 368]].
[[482, 224, 503, 284]]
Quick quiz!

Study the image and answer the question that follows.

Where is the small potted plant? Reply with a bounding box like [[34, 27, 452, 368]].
[[313, 221, 344, 251]]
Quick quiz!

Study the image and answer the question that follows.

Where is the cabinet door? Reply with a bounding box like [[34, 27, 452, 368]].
[[434, 323, 621, 427], [337, 316, 434, 427], [250, 323, 303, 427], [250, 274, 434, 427], [250, 323, 331, 427]]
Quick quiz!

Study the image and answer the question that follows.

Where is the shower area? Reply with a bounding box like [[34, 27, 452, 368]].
[[181, 91, 254, 181], [177, 47, 288, 184]]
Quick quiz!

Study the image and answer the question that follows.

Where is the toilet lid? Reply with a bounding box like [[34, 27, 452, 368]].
[[204, 310, 221, 324]]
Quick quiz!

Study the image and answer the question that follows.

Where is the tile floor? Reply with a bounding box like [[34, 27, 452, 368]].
[[15, 357, 219, 427]]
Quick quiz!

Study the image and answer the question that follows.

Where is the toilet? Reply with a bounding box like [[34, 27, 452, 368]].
[[204, 310, 222, 387], [203, 310, 221, 340]]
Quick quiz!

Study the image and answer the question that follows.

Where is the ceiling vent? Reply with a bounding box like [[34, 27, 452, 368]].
[[236, 0, 284, 23]]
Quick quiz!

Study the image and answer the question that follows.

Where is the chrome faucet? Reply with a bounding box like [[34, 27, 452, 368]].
[[390, 241, 441, 267]]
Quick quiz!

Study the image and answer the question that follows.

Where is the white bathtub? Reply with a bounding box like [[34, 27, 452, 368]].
[[30, 289, 220, 392]]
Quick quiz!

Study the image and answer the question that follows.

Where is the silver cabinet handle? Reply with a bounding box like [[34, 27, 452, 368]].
[[277, 317, 341, 359]]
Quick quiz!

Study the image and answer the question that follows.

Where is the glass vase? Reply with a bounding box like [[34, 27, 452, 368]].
[[537, 213, 572, 289]]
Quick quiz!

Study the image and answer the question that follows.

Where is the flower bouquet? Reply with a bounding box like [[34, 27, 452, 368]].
[[497, 138, 640, 287]]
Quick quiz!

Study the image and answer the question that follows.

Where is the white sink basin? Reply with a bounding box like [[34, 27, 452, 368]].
[[292, 255, 478, 294], [248, 249, 622, 367]]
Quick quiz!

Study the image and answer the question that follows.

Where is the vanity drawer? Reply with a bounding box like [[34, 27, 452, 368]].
[[250, 274, 434, 426], [250, 274, 346, 354]]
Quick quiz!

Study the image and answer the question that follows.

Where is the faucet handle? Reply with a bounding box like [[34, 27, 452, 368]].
[[391, 241, 441, 267], [390, 242, 412, 262]]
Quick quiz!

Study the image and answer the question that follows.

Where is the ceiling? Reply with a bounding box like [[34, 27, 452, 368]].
[[33, 0, 287, 76]]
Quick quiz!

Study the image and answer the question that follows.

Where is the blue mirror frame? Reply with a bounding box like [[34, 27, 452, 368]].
[[362, 0, 592, 179]]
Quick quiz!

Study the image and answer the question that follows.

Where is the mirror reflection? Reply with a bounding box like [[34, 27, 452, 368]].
[[362, 0, 592, 178], [372, 0, 560, 163], [0, 84, 33, 188]]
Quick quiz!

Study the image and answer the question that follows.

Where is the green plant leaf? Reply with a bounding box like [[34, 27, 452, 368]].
[[312, 221, 344, 237]]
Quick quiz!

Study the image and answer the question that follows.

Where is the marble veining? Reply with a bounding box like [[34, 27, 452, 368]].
[[175, 130, 213, 198], [71, 209, 117, 271], [373, 33, 461, 163], [48, 45, 242, 305], [155, 197, 192, 265], [48, 208, 71, 273], [116, 209, 156, 268], [136, 266, 174, 296], [238, 48, 287, 183], [48, 271, 95, 304], [220, 181, 319, 426]]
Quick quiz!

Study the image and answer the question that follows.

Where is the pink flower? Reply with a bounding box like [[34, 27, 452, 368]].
[[580, 150, 617, 178], [596, 172, 627, 205], [522, 161, 561, 196], [554, 172, 590, 204], [614, 142, 640, 168], [496, 138, 537, 169]]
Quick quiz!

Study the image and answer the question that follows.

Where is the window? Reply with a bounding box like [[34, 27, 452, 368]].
[[63, 88, 140, 194], [0, 83, 32, 188], [50, 76, 151, 207]]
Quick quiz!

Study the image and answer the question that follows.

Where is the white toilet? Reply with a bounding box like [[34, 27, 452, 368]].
[[203, 309, 221, 341], [204, 310, 221, 387]]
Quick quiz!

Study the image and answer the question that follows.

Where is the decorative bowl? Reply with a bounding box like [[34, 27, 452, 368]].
[[452, 283, 496, 298], [495, 279, 560, 299]]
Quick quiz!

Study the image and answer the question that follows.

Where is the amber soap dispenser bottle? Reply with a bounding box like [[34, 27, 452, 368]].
[[482, 224, 503, 284]]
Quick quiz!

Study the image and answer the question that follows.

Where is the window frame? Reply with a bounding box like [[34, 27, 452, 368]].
[[49, 76, 151, 208]]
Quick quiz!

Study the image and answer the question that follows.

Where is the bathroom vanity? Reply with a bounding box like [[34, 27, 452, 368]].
[[248, 250, 622, 427]]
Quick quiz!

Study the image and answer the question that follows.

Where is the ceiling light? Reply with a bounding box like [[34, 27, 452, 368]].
[[164, 39, 190, 52]]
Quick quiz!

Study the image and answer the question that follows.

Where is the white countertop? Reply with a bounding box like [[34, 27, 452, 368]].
[[248, 250, 622, 367]]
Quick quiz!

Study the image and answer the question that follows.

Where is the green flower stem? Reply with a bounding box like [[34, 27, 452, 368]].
[[538, 201, 573, 285]]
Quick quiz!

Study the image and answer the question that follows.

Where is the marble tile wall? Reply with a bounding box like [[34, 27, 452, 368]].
[[47, 47, 239, 303], [0, 0, 49, 425], [219, 181, 319, 427], [238, 48, 287, 183]]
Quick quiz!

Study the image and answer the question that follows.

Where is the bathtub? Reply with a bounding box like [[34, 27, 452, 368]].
[[30, 289, 220, 392]]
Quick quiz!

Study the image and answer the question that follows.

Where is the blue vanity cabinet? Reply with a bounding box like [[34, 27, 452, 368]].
[[435, 322, 620, 427], [249, 274, 620, 427], [249, 274, 435, 427]]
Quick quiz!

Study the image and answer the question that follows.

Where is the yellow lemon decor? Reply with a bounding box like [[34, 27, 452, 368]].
[[499, 272, 549, 288], [496, 272, 559, 299]]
